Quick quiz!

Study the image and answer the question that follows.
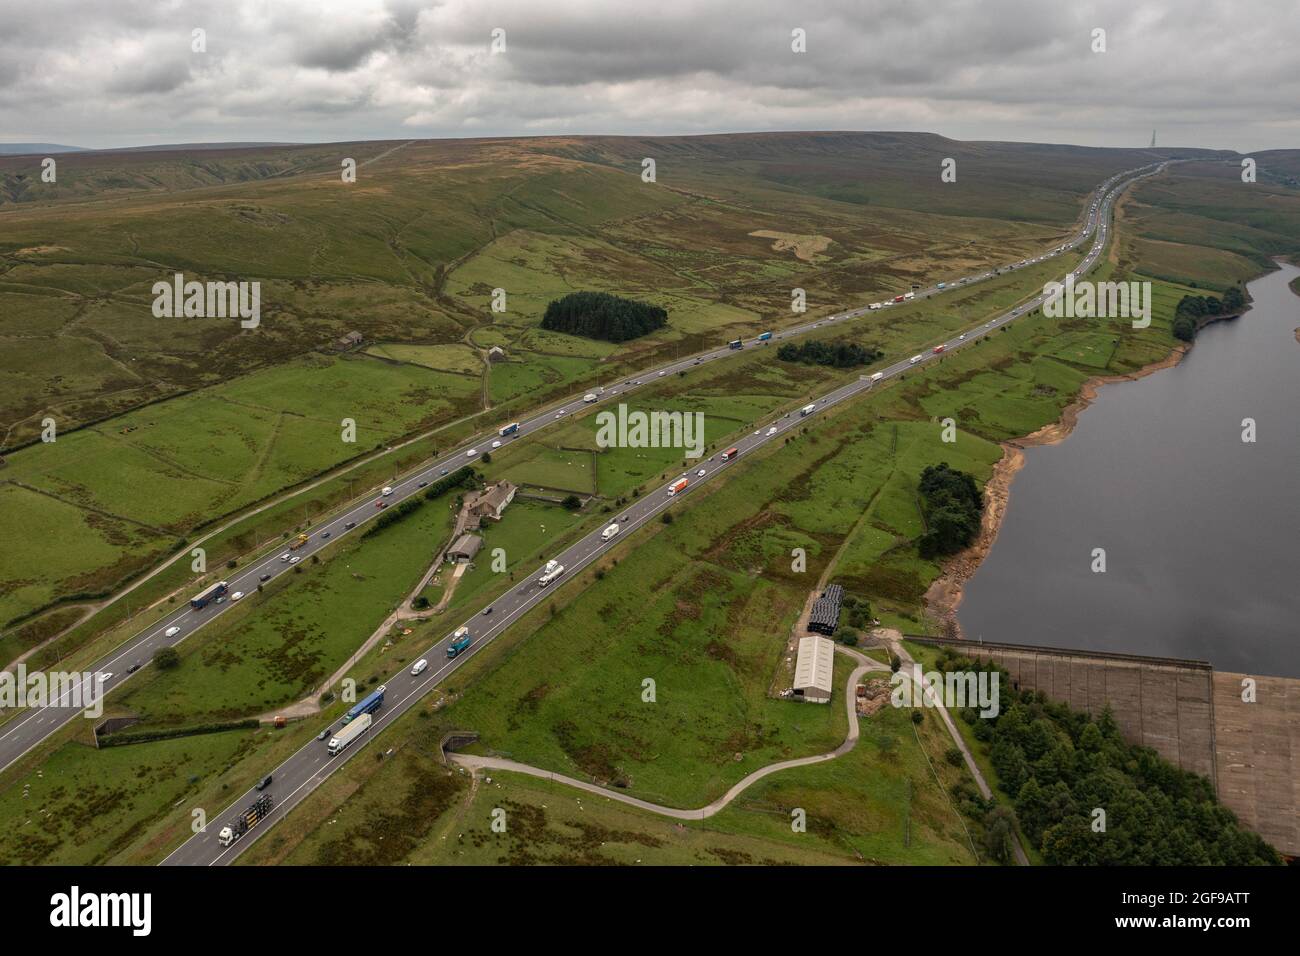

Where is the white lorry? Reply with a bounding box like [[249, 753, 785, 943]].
[[909, 354, 923, 365], [538, 559, 565, 587], [601, 523, 620, 541], [327, 712, 372, 756], [583, 393, 598, 403], [800, 403, 816, 417]]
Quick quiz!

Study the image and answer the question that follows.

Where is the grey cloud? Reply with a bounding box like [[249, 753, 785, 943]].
[[0, 0, 1295, 152]]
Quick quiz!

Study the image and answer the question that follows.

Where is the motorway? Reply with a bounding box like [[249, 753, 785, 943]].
[[158, 160, 1164, 864], [0, 161, 1161, 853]]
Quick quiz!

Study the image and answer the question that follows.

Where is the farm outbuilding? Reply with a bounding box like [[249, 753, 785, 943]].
[[447, 533, 483, 563], [793, 635, 835, 703]]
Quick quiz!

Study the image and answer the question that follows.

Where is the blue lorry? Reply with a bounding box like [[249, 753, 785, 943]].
[[342, 684, 386, 724]]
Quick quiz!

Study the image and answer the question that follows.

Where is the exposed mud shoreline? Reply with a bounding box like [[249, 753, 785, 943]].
[[923, 342, 1190, 637]]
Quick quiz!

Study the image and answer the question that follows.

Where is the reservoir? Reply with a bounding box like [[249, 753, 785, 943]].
[[958, 262, 1300, 677]]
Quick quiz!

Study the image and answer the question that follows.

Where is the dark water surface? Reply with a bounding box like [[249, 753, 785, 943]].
[[958, 263, 1300, 677]]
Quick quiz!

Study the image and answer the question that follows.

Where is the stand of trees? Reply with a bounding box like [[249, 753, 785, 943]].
[[541, 291, 668, 342], [776, 340, 882, 368], [934, 649, 1282, 865], [916, 463, 983, 559], [1171, 287, 1244, 342]]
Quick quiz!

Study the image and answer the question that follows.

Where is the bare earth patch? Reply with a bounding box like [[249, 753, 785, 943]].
[[749, 229, 832, 262]]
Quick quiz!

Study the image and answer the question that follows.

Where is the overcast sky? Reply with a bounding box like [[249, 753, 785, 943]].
[[1, 0, 1296, 152]]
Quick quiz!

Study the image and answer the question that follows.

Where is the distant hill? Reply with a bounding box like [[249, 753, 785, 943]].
[[0, 143, 89, 155]]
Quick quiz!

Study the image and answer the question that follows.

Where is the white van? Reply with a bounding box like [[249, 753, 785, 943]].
[[411, 659, 428, 676]]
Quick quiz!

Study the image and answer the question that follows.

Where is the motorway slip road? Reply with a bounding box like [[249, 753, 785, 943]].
[[158, 162, 1163, 865]]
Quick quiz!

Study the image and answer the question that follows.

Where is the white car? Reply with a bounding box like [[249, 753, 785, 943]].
[[289, 556, 302, 565], [658, 370, 666, 377], [231, 591, 244, 601], [411, 659, 428, 676], [381, 486, 393, 496], [767, 427, 777, 436], [165, 626, 181, 638], [959, 333, 966, 340], [697, 469, 706, 477], [467, 448, 479, 457], [492, 440, 501, 448], [279, 552, 291, 562]]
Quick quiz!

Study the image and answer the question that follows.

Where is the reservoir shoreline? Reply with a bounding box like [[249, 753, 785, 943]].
[[924, 263, 1292, 648]]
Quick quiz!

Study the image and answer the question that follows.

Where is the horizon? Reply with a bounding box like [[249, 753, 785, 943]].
[[0, 129, 1279, 156], [2, 0, 1297, 153]]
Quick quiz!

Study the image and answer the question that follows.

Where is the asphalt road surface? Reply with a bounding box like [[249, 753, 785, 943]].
[[0, 162, 1162, 851]]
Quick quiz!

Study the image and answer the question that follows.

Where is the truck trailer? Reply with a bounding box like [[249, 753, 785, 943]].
[[190, 581, 229, 610], [498, 422, 520, 436], [342, 685, 386, 724], [720, 447, 738, 461], [217, 793, 273, 847], [538, 560, 565, 587], [800, 403, 816, 417], [327, 712, 372, 756], [447, 626, 473, 657]]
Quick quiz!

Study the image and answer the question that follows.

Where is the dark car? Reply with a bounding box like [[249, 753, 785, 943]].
[[259, 573, 271, 582], [126, 662, 141, 674], [321, 531, 331, 539], [345, 521, 356, 529], [419, 480, 428, 488], [317, 728, 331, 741], [256, 774, 273, 791], [482, 606, 493, 616], [439, 468, 449, 476]]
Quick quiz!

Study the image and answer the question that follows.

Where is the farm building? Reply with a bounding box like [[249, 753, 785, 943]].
[[466, 480, 517, 523], [336, 330, 364, 350], [808, 583, 844, 636], [793, 635, 835, 703], [446, 533, 483, 564]]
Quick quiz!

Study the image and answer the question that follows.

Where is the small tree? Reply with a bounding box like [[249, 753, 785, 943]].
[[561, 494, 582, 511]]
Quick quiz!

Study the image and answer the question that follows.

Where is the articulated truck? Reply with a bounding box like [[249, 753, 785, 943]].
[[327, 712, 371, 755], [498, 422, 520, 436], [447, 626, 473, 657], [217, 793, 273, 847], [538, 560, 565, 587], [190, 581, 228, 610], [720, 447, 738, 461], [342, 685, 386, 724]]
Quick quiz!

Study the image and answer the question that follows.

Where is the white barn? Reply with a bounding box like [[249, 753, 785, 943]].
[[793, 636, 835, 703]]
